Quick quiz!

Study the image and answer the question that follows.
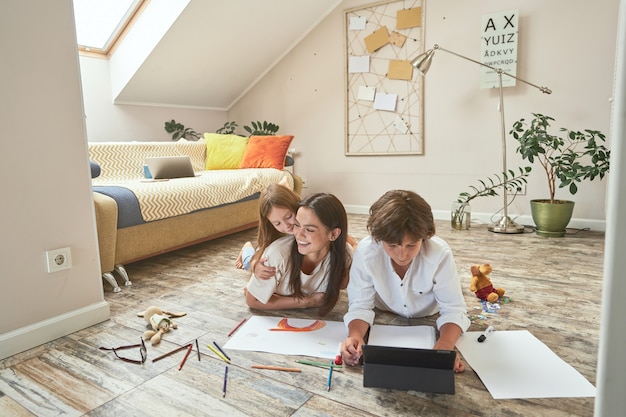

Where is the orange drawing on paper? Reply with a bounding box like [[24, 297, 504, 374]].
[[269, 318, 326, 332]]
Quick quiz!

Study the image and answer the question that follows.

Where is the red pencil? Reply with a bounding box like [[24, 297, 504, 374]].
[[228, 317, 247, 337], [178, 343, 193, 370]]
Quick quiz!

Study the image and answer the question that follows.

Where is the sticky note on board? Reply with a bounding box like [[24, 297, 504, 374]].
[[387, 60, 413, 80], [373, 93, 397, 111], [358, 86, 376, 101], [349, 16, 367, 30], [348, 55, 370, 73], [389, 31, 407, 47], [393, 116, 409, 134], [397, 7, 422, 29], [364, 26, 389, 53]]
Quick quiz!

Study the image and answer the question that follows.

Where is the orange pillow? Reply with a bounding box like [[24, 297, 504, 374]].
[[239, 135, 294, 169]]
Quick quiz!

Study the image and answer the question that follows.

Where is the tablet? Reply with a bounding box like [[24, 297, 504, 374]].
[[362, 344, 456, 394]]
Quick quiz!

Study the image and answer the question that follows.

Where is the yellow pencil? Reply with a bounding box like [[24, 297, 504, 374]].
[[206, 344, 231, 363]]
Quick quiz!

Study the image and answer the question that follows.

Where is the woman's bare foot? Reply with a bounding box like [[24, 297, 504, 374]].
[[235, 241, 254, 269]]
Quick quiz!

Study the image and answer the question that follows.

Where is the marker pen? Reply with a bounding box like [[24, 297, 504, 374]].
[[334, 343, 343, 365], [477, 325, 494, 342]]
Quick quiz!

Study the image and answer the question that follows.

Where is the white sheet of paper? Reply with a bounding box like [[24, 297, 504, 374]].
[[456, 330, 596, 399], [392, 116, 409, 133], [348, 55, 370, 73], [223, 316, 347, 359], [368, 325, 435, 349], [349, 16, 367, 30], [373, 93, 397, 111], [358, 86, 376, 101]]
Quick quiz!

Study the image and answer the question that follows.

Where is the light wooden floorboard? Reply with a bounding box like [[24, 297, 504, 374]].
[[0, 215, 603, 416]]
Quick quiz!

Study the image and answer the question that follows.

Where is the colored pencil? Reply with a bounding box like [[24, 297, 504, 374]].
[[326, 360, 334, 391], [178, 343, 193, 370], [152, 343, 189, 363], [207, 344, 231, 363], [212, 341, 231, 361], [228, 317, 247, 337], [222, 366, 228, 397], [195, 339, 201, 361], [251, 365, 301, 373], [295, 359, 342, 369]]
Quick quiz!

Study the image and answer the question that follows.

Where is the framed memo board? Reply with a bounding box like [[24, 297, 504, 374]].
[[345, 0, 425, 156]]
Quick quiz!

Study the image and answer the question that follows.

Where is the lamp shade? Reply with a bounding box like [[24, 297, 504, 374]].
[[410, 48, 436, 74]]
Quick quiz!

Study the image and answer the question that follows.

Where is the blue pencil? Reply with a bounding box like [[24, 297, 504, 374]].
[[326, 360, 334, 391], [222, 365, 228, 397], [213, 341, 231, 361]]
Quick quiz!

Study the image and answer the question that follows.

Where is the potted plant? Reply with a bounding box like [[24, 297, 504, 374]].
[[510, 113, 610, 237], [452, 167, 531, 230], [164, 119, 201, 141]]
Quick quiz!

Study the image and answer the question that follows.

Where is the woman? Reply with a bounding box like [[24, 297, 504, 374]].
[[244, 192, 353, 315], [341, 190, 470, 372]]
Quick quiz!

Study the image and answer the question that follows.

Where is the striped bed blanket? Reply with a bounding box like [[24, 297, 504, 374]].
[[92, 168, 290, 223]]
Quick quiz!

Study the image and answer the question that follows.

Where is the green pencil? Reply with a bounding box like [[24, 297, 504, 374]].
[[296, 359, 342, 369]]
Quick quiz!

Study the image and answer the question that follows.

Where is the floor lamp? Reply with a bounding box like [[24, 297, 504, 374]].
[[411, 44, 551, 234]]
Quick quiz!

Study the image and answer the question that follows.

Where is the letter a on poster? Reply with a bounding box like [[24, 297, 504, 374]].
[[481, 10, 518, 89]]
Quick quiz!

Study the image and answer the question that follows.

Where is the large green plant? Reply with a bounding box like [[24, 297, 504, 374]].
[[510, 113, 610, 204]]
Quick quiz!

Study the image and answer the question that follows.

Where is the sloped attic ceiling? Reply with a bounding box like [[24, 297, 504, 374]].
[[113, 0, 341, 110]]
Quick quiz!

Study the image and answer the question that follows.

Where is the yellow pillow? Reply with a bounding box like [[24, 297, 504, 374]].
[[204, 133, 249, 170], [239, 135, 294, 169]]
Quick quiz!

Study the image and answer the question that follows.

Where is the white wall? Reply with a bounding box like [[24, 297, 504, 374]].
[[79, 56, 226, 142], [229, 0, 618, 229], [0, 0, 109, 359], [596, 2, 626, 415]]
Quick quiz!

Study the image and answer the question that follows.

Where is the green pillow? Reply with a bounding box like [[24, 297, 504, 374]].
[[204, 133, 249, 170]]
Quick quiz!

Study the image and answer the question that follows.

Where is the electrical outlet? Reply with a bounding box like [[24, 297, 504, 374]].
[[46, 247, 72, 273], [506, 183, 526, 195], [301, 177, 309, 188]]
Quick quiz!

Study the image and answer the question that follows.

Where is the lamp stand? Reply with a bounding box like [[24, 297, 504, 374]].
[[487, 71, 525, 234], [411, 45, 551, 234]]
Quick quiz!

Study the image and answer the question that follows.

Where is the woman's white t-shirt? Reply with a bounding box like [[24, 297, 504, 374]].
[[246, 235, 333, 304]]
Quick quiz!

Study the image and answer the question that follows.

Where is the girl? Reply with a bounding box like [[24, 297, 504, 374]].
[[235, 182, 300, 279]]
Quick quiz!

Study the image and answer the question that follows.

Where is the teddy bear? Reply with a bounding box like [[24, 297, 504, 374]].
[[469, 263, 505, 303], [137, 306, 186, 345]]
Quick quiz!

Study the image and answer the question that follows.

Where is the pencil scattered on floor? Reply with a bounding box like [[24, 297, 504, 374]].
[[228, 317, 247, 337], [251, 365, 301, 373], [222, 366, 228, 398], [207, 344, 231, 364], [326, 360, 334, 391]]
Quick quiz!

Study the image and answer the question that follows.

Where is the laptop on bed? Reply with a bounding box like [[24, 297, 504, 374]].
[[145, 156, 195, 179], [362, 344, 456, 394]]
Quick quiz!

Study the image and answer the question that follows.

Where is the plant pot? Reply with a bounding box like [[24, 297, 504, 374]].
[[530, 199, 575, 237], [451, 202, 471, 230]]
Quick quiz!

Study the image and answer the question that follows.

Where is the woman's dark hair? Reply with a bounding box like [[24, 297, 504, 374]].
[[287, 192, 348, 316], [367, 190, 435, 244]]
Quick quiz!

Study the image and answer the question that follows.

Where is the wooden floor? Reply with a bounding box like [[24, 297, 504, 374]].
[[0, 214, 604, 416]]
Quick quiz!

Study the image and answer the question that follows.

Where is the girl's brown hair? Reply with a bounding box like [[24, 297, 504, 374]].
[[251, 184, 301, 266]]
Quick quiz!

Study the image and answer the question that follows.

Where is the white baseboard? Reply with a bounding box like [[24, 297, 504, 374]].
[[344, 205, 606, 232], [0, 301, 110, 360]]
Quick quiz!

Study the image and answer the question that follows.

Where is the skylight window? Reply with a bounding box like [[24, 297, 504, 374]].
[[73, 0, 144, 55]]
